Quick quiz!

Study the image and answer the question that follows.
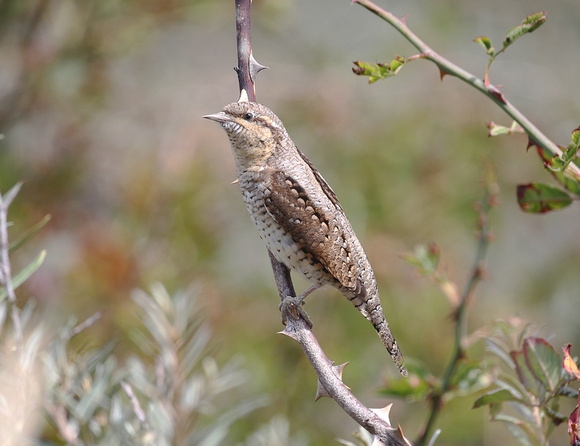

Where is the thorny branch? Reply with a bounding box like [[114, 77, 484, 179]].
[[233, 1, 409, 445], [353, 0, 580, 183]]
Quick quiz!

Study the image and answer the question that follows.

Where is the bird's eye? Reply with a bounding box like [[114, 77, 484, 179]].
[[243, 112, 254, 121]]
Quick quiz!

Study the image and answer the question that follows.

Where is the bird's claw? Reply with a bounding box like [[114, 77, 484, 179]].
[[280, 295, 313, 328]]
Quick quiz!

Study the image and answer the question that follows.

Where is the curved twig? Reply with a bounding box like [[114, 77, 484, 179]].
[[353, 0, 580, 182]]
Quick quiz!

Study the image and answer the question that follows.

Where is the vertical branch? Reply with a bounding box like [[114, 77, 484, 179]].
[[235, 0, 266, 103], [235, 0, 255, 102]]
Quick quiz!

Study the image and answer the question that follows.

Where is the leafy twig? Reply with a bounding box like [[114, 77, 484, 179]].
[[352, 0, 580, 183]]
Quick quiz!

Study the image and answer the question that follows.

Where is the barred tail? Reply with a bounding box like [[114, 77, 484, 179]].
[[347, 283, 408, 376], [375, 319, 408, 377]]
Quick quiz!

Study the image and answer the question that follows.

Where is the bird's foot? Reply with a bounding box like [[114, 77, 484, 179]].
[[279, 285, 317, 328]]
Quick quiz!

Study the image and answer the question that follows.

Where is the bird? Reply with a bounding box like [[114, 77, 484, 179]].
[[204, 101, 407, 376]]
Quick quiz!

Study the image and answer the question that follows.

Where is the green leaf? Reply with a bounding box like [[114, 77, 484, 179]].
[[497, 415, 543, 446], [522, 337, 561, 394], [353, 57, 406, 83], [503, 12, 546, 49], [448, 360, 489, 395], [487, 121, 524, 137], [550, 171, 580, 196], [379, 361, 433, 400], [473, 389, 522, 409], [401, 243, 440, 277], [511, 349, 541, 399], [474, 36, 495, 56], [516, 183, 572, 213], [548, 126, 580, 173], [9, 214, 51, 254], [571, 127, 580, 146], [0, 250, 46, 301]]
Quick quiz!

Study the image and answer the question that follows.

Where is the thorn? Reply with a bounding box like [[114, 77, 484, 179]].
[[400, 14, 408, 26], [526, 137, 537, 152], [395, 424, 413, 445], [249, 54, 268, 82], [231, 179, 239, 185], [335, 362, 349, 381], [315, 380, 331, 401], [371, 403, 393, 425], [439, 67, 449, 81], [238, 89, 249, 103], [314, 361, 350, 401], [488, 85, 506, 104], [278, 327, 298, 341]]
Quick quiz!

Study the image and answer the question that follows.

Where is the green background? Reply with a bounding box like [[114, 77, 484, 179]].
[[1, 0, 579, 444]]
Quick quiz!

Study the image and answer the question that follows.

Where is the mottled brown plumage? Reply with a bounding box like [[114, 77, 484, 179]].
[[204, 101, 407, 376]]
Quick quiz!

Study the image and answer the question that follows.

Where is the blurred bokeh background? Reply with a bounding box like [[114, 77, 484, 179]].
[[1, 0, 579, 444]]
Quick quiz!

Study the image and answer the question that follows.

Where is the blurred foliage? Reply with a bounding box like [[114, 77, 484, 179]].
[[474, 321, 578, 446], [1, 0, 580, 444], [0, 190, 274, 444]]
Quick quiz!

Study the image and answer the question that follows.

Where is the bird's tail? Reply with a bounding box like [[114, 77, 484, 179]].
[[343, 279, 407, 376], [375, 318, 408, 377]]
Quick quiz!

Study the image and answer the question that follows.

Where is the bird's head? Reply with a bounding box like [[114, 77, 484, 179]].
[[204, 101, 287, 167]]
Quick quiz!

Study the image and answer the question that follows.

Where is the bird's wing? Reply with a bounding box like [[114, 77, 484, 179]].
[[265, 168, 363, 294], [296, 149, 343, 211]]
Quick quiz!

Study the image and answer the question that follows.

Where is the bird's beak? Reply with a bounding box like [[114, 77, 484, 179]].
[[203, 111, 232, 124]]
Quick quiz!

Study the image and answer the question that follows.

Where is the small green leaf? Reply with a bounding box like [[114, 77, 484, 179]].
[[473, 389, 521, 409], [516, 183, 572, 213], [0, 250, 46, 301], [379, 361, 433, 400], [401, 243, 440, 276], [522, 337, 561, 394], [448, 360, 489, 395], [353, 57, 406, 83], [571, 127, 580, 146], [474, 36, 495, 56], [487, 121, 524, 137], [511, 349, 541, 399], [550, 171, 580, 196], [503, 12, 547, 49], [9, 214, 51, 254], [548, 126, 580, 172]]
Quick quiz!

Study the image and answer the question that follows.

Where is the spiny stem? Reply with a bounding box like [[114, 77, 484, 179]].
[[353, 0, 580, 182]]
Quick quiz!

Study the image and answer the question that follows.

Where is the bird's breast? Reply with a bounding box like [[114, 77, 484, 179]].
[[238, 178, 337, 289]]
